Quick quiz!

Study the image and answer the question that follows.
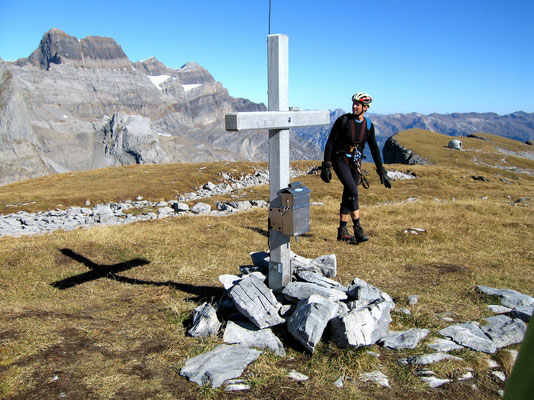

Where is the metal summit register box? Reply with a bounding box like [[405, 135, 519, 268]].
[[269, 181, 311, 237]]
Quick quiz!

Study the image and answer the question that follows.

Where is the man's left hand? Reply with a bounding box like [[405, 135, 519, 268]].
[[378, 167, 392, 189]]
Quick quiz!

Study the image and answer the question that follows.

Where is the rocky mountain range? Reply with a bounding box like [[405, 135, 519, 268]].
[[294, 110, 534, 161], [1, 29, 533, 186], [0, 28, 321, 186]]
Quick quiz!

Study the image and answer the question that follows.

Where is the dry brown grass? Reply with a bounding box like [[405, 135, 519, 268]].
[[396, 130, 534, 178], [0, 161, 277, 215], [1, 130, 533, 399]]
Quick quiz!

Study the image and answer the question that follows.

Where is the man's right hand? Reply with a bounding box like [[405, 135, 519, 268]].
[[320, 161, 332, 183]]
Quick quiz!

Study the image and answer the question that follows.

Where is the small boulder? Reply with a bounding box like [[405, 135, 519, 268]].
[[288, 370, 309, 381], [439, 321, 497, 353], [427, 337, 464, 352], [219, 274, 242, 290], [296, 270, 348, 292], [359, 371, 390, 388], [330, 299, 393, 348], [191, 202, 211, 214], [347, 277, 393, 308], [512, 304, 534, 322], [420, 376, 452, 388], [179, 344, 262, 388], [488, 304, 513, 314], [476, 286, 534, 308], [333, 376, 344, 388], [282, 282, 348, 303], [157, 206, 175, 215], [223, 320, 285, 356], [172, 202, 190, 212], [480, 315, 527, 348], [187, 303, 221, 338], [224, 379, 251, 392], [250, 251, 269, 271], [407, 295, 420, 305], [399, 352, 463, 366], [291, 252, 337, 278], [203, 181, 217, 191], [287, 294, 341, 353], [382, 328, 430, 350], [228, 274, 284, 329]]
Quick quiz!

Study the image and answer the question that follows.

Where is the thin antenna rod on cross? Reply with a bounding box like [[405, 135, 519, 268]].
[[268, 0, 272, 35]]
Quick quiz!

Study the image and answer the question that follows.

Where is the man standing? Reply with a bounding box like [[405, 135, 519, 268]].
[[321, 92, 391, 244]]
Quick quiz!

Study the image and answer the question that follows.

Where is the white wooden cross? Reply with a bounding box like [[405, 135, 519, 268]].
[[225, 34, 330, 291]]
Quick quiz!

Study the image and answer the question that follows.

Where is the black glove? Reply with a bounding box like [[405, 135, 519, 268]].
[[377, 167, 392, 189], [320, 161, 332, 183]]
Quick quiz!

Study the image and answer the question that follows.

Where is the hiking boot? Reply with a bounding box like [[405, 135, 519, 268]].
[[354, 223, 369, 243], [337, 227, 357, 244]]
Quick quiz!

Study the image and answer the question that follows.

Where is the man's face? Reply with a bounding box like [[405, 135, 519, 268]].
[[352, 101, 368, 115]]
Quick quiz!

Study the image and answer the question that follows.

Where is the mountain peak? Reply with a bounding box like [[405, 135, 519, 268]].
[[19, 28, 132, 70], [134, 57, 170, 76], [46, 28, 70, 37]]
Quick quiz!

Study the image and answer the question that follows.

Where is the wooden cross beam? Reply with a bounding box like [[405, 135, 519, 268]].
[[225, 110, 329, 131], [225, 34, 330, 291]]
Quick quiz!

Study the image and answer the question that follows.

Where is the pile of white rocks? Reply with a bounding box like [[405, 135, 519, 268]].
[[0, 198, 270, 237], [180, 252, 532, 391]]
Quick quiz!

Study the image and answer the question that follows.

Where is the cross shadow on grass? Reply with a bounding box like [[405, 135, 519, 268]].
[[243, 225, 269, 237], [51, 248, 224, 301]]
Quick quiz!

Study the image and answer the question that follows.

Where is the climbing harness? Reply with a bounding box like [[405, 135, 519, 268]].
[[342, 117, 369, 189]]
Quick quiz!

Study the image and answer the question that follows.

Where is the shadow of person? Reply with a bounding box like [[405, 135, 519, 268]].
[[51, 249, 225, 301]]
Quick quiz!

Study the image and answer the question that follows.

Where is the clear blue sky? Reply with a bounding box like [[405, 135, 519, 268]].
[[1, 0, 532, 115]]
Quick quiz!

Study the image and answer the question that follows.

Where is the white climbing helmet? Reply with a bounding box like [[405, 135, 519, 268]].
[[352, 92, 372, 107]]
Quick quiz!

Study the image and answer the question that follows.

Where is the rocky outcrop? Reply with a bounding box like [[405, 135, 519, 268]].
[[102, 113, 169, 165], [175, 61, 216, 85], [134, 58, 215, 85], [134, 57, 174, 76], [19, 28, 132, 70], [382, 134, 433, 165]]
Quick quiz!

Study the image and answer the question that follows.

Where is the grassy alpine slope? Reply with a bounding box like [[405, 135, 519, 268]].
[[0, 130, 533, 399]]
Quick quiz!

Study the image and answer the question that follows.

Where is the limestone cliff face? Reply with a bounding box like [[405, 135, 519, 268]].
[[0, 61, 52, 185], [1, 29, 326, 185]]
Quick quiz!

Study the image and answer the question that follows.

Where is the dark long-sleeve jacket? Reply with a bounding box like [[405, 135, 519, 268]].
[[323, 113, 384, 171]]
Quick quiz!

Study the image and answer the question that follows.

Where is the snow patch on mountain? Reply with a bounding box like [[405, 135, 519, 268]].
[[148, 75, 172, 90]]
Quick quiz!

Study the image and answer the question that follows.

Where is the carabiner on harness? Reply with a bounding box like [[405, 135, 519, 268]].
[[348, 147, 369, 189], [348, 146, 362, 162]]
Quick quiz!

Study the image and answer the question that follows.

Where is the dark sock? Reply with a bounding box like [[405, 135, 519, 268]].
[[340, 220, 348, 228], [353, 218, 360, 226]]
